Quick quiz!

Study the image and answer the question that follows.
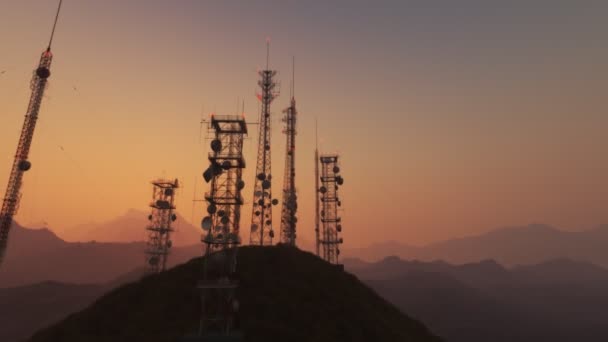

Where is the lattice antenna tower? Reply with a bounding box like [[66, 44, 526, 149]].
[[280, 57, 298, 246], [0, 0, 63, 267], [250, 41, 280, 245], [318, 154, 345, 264], [144, 179, 179, 275], [314, 121, 320, 256], [199, 114, 247, 338]]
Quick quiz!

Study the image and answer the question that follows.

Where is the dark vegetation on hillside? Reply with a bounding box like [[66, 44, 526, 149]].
[[28, 246, 440, 342]]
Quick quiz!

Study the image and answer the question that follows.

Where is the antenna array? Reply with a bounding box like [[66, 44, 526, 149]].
[[144, 179, 179, 275], [198, 114, 247, 338], [317, 154, 345, 265]]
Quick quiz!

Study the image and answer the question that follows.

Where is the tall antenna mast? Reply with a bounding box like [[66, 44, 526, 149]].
[[249, 41, 279, 245], [0, 0, 63, 267], [318, 154, 345, 265], [144, 179, 179, 275], [198, 114, 247, 338], [314, 120, 320, 256], [279, 57, 297, 246]]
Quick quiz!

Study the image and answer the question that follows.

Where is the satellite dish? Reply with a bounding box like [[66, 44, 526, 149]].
[[237, 180, 245, 190], [269, 230, 275, 238], [207, 204, 217, 214], [257, 173, 266, 181], [217, 210, 226, 217], [337, 177, 344, 185], [203, 167, 214, 183], [338, 201, 342, 207], [148, 214, 153, 221], [333, 166, 340, 173], [265, 220, 272, 226], [216, 233, 224, 240], [211, 139, 222, 152], [18, 160, 31, 171], [201, 216, 212, 230], [271, 199, 279, 205], [222, 160, 231, 170], [262, 180, 271, 189], [267, 174, 272, 181], [339, 238, 343, 244], [251, 224, 259, 232], [212, 162, 223, 176], [171, 213, 177, 221], [255, 190, 263, 197], [221, 216, 229, 224], [258, 199, 264, 206], [156, 200, 170, 209], [167, 240, 173, 248], [336, 248, 341, 255], [319, 186, 327, 194], [255, 210, 261, 216], [164, 188, 174, 196], [203, 233, 214, 243], [336, 225, 342, 232]]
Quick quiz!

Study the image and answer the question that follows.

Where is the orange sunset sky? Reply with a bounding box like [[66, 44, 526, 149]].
[[1, 0, 607, 247]]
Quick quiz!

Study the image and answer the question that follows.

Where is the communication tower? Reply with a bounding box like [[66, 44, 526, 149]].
[[249, 42, 280, 246], [279, 58, 297, 246], [0, 0, 63, 267], [318, 154, 345, 265], [199, 114, 247, 339], [144, 179, 179, 275]]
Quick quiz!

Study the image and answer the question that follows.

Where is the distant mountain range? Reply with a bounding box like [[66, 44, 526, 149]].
[[61, 208, 202, 246], [344, 256, 608, 341], [346, 223, 608, 267], [0, 222, 200, 288]]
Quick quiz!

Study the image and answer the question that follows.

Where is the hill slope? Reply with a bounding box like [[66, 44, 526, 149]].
[[28, 246, 440, 342]]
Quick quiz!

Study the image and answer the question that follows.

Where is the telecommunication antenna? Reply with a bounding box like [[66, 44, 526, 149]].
[[279, 57, 298, 246], [198, 114, 247, 339], [144, 179, 179, 274], [0, 0, 64, 267], [249, 41, 280, 245], [318, 154, 345, 265]]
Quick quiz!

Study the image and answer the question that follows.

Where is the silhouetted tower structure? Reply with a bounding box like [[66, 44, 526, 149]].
[[0, 0, 63, 267], [250, 42, 279, 245], [314, 123, 320, 256], [318, 154, 345, 265], [280, 58, 297, 246], [199, 114, 247, 339], [144, 179, 179, 275]]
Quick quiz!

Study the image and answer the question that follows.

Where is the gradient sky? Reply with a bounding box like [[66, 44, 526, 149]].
[[1, 0, 607, 247]]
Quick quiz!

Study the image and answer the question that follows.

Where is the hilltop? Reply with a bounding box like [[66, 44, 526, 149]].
[[28, 246, 440, 342]]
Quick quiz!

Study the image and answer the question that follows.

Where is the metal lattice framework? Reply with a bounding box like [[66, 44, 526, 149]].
[[0, 1, 63, 267], [318, 154, 345, 265], [249, 46, 279, 246], [144, 179, 179, 275], [199, 115, 247, 338], [279, 96, 297, 245]]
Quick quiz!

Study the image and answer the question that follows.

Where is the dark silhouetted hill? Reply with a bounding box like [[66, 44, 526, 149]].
[[345, 256, 608, 342], [346, 224, 608, 267], [0, 223, 200, 288], [28, 246, 441, 342]]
